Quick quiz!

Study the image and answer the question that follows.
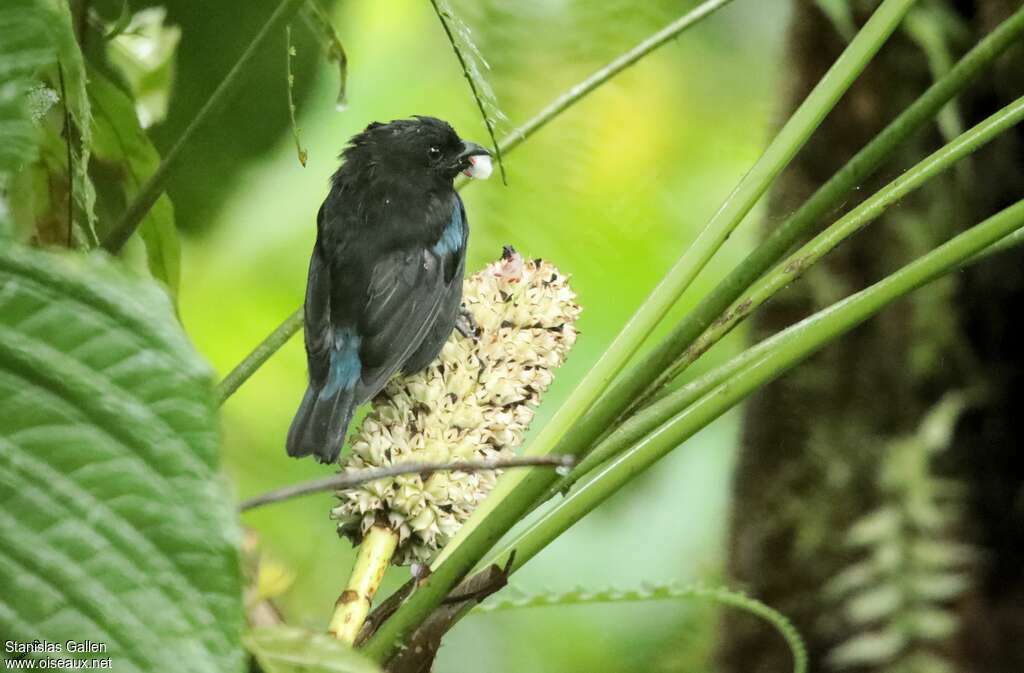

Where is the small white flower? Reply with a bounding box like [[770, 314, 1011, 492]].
[[332, 249, 581, 565]]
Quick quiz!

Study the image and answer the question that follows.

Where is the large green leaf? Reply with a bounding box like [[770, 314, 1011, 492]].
[[89, 67, 181, 298], [0, 244, 243, 672], [245, 627, 382, 673]]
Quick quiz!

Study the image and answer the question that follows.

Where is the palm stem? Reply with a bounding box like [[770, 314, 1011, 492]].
[[361, 0, 916, 661], [658, 95, 1024, 389], [490, 198, 1024, 575], [553, 92, 1024, 493], [361, 196, 1024, 661], [629, 5, 1024, 408], [545, 4, 1024, 495]]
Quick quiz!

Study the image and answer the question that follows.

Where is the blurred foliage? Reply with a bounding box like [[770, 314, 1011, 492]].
[[246, 626, 381, 673], [149, 0, 330, 232], [105, 7, 181, 129], [3, 0, 96, 246], [2, 0, 790, 670], [825, 393, 975, 673], [170, 1, 789, 671], [88, 65, 181, 297]]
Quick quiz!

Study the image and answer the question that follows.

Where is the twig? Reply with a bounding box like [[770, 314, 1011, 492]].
[[216, 307, 303, 404], [285, 25, 308, 166], [217, 0, 735, 405], [102, 0, 308, 253], [496, 0, 735, 157], [428, 0, 507, 184], [57, 61, 73, 248], [238, 455, 575, 512]]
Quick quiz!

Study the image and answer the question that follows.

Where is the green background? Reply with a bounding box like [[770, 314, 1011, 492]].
[[171, 1, 790, 670]]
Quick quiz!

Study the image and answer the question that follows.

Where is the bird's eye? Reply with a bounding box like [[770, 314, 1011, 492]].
[[427, 146, 442, 161]]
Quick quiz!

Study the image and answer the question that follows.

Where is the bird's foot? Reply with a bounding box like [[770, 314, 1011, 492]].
[[455, 305, 479, 340]]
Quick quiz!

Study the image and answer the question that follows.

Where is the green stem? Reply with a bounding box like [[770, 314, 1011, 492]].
[[492, 198, 1024, 575], [555, 92, 1024, 494], [361, 0, 915, 661], [968, 223, 1024, 263], [428, 0, 507, 183], [495, 0, 736, 157], [216, 308, 303, 405], [559, 4, 1024, 458], [366, 197, 1024, 662], [101, 0, 308, 253], [559, 338, 765, 494], [661, 94, 1024, 385], [217, 0, 738, 405]]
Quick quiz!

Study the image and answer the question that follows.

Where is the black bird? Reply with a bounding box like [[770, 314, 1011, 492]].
[[287, 116, 492, 463]]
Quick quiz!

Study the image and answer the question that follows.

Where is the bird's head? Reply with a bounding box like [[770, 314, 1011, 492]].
[[343, 116, 493, 189]]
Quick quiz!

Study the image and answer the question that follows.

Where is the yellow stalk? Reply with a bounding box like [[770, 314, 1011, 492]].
[[328, 524, 399, 644]]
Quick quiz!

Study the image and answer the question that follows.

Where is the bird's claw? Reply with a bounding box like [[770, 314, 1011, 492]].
[[455, 305, 478, 340]]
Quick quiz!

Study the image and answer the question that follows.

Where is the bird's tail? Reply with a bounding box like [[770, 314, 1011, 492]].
[[286, 384, 357, 464]]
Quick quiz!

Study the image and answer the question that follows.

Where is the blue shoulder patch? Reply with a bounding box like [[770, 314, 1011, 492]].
[[432, 203, 465, 257], [323, 328, 362, 396]]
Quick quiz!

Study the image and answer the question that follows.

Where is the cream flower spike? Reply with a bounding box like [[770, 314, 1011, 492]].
[[327, 247, 580, 643], [332, 246, 581, 563]]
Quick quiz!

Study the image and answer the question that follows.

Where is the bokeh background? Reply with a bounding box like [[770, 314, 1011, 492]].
[[164, 1, 790, 670]]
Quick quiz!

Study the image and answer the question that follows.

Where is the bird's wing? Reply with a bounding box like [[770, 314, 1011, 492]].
[[401, 199, 468, 373], [303, 240, 333, 388], [355, 245, 447, 396]]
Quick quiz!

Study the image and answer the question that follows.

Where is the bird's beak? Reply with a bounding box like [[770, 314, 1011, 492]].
[[458, 141, 491, 160], [458, 141, 493, 180]]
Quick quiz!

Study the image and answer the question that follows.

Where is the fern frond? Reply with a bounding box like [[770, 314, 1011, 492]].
[[476, 581, 807, 673], [828, 391, 975, 672]]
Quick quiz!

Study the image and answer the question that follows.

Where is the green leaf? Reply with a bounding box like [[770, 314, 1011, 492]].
[[844, 584, 902, 624], [829, 630, 906, 667], [105, 7, 180, 129], [245, 627, 382, 673], [906, 608, 957, 640], [49, 0, 97, 241], [815, 0, 856, 41], [88, 67, 180, 297], [301, 0, 349, 110], [0, 244, 243, 672]]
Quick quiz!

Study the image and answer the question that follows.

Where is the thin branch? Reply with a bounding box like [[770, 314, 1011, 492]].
[[102, 0, 308, 253], [496, 0, 735, 157], [217, 0, 737, 406], [57, 61, 73, 248], [428, 0, 507, 184], [539, 3, 1024, 501], [216, 307, 303, 404], [285, 25, 308, 166], [238, 455, 575, 512]]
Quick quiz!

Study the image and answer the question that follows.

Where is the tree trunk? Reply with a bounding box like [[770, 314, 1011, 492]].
[[718, 2, 1024, 672]]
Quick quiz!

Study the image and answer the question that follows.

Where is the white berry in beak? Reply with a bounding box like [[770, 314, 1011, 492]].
[[463, 154, 493, 180]]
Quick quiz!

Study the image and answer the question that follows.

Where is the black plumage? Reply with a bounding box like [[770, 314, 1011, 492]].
[[287, 117, 490, 463]]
